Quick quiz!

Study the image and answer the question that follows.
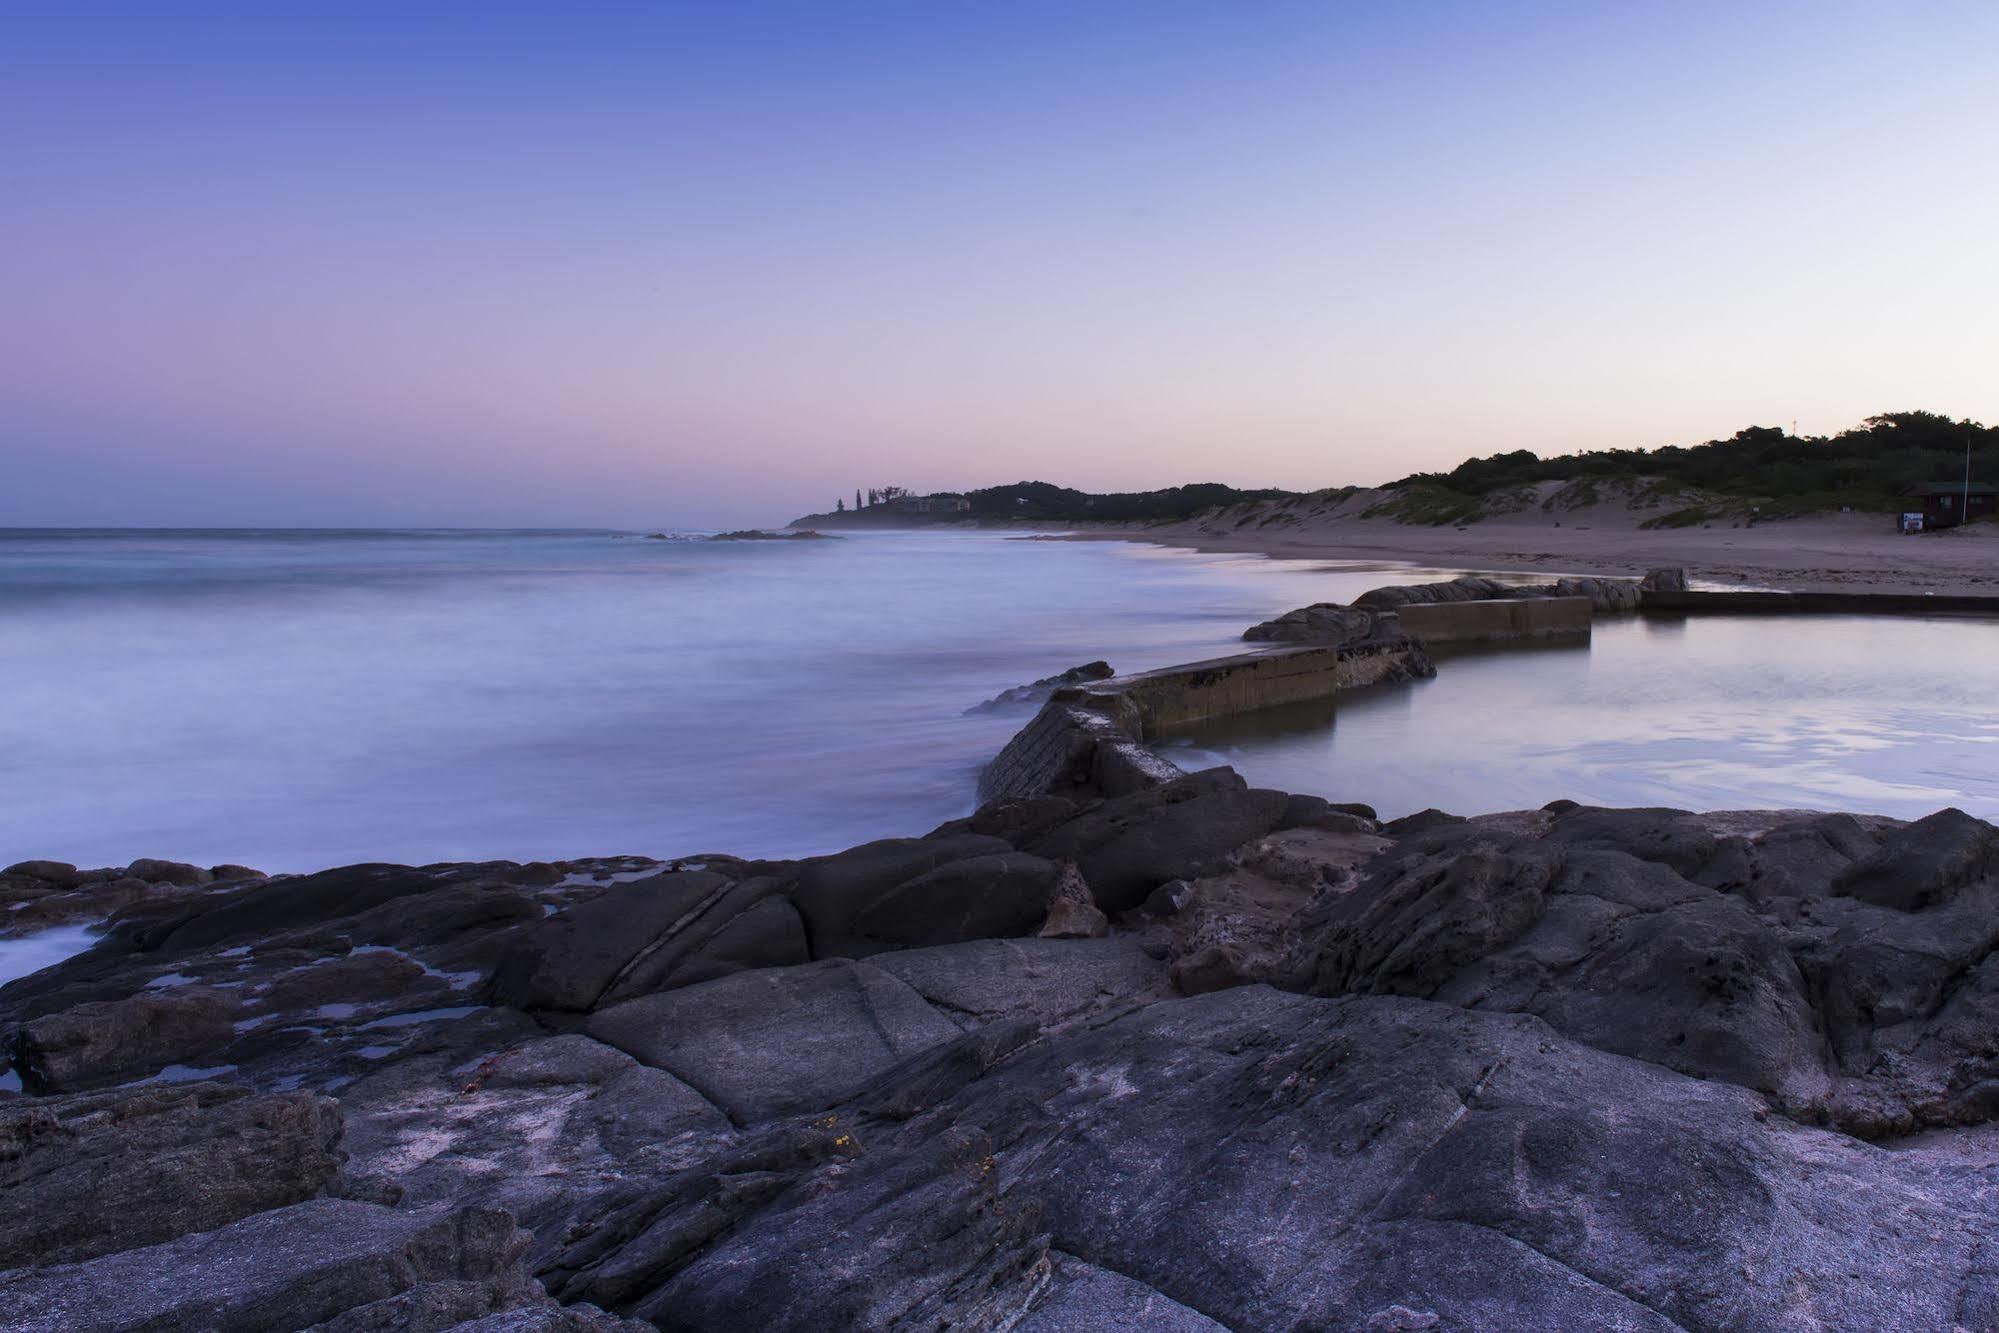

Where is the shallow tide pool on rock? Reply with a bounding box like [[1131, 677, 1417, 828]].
[[0, 925, 101, 988], [1166, 612, 1999, 821]]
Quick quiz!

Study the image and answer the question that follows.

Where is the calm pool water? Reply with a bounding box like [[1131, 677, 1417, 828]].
[[1164, 613, 1999, 821]]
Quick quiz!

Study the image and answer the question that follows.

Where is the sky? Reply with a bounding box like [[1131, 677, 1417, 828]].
[[5, 2, 1997, 528]]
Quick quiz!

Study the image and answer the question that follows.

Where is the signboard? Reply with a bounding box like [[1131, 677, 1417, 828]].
[[1901, 512, 1925, 534]]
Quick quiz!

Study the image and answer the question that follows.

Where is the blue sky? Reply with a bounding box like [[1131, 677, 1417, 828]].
[[5, 2, 1996, 526]]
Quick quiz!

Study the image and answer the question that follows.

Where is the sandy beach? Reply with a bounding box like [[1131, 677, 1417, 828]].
[[1056, 488, 1999, 595]]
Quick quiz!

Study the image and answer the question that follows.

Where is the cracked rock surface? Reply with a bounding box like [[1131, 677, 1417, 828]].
[[6, 785, 1999, 1329]]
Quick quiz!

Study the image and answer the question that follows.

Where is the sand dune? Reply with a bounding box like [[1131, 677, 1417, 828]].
[[1067, 482, 1999, 595]]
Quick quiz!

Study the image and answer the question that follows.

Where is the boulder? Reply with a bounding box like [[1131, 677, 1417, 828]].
[[125, 859, 212, 886], [2, 861, 78, 886], [1834, 807, 1999, 911], [1640, 566, 1689, 592], [0, 1081, 342, 1267], [9, 989, 239, 1092], [488, 871, 736, 1011], [1028, 770, 1292, 913], [1241, 604, 1393, 645], [1037, 862, 1108, 939], [208, 864, 267, 882], [790, 834, 1013, 955], [836, 853, 1060, 957]]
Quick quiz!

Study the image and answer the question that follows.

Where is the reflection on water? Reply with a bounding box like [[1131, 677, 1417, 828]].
[[1165, 614, 1999, 821]]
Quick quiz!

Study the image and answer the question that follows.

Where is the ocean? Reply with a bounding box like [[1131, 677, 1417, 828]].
[[4, 528, 1993, 872]]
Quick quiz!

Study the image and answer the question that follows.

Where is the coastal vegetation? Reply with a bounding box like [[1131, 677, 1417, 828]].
[[1396, 410, 1997, 522], [798, 411, 1996, 528]]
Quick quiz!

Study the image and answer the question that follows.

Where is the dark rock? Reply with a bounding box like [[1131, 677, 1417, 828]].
[[868, 937, 1168, 1030], [929, 795, 1087, 847], [599, 883, 808, 1000], [1835, 807, 1999, 911], [1379, 807, 1463, 836], [489, 871, 735, 1011], [447, 1306, 652, 1331], [586, 959, 961, 1122], [1242, 603, 1397, 645], [3, 861, 78, 886], [555, 986, 1999, 1329], [1028, 770, 1291, 913], [146, 863, 484, 954], [1277, 794, 1378, 834], [839, 853, 1060, 956], [790, 834, 1013, 955], [1354, 573, 1641, 614], [1542, 804, 1719, 876], [967, 661, 1115, 713], [10, 989, 239, 1092], [1018, 1251, 1228, 1330], [336, 1034, 730, 1251], [125, 858, 212, 886], [0, 1198, 542, 1332], [208, 864, 267, 882], [0, 1081, 342, 1267]]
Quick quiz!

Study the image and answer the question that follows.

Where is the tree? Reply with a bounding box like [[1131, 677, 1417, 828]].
[[878, 485, 910, 504], [855, 489, 863, 512], [836, 498, 845, 512]]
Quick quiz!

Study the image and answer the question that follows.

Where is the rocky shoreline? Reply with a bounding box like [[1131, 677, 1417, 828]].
[[9, 576, 1999, 1330], [10, 784, 1999, 1329]]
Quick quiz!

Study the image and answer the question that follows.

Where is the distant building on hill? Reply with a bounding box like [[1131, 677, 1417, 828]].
[[891, 492, 972, 514], [1901, 481, 1996, 531]]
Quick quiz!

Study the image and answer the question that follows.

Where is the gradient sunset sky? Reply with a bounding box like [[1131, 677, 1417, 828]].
[[7, 3, 1996, 527]]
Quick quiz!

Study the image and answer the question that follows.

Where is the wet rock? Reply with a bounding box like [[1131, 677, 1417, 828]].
[[0, 1081, 342, 1267], [967, 660, 1115, 713], [1242, 603, 1396, 645], [0, 1198, 543, 1332], [126, 858, 213, 886], [11, 989, 239, 1092]]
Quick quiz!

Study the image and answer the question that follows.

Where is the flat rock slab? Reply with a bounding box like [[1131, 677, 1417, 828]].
[[585, 959, 962, 1122], [0, 1198, 540, 1333], [870, 937, 1170, 1028], [0, 1081, 342, 1268]]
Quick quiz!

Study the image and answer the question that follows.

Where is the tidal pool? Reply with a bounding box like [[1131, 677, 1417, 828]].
[[1163, 613, 1999, 822]]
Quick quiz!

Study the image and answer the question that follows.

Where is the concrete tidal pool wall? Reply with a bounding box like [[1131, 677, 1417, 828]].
[[1101, 641, 1427, 736], [1396, 596, 1593, 645]]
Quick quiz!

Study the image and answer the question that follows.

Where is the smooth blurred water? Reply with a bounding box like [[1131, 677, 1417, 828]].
[[7, 530, 1993, 870], [1167, 613, 1999, 821], [0, 528, 1490, 869]]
